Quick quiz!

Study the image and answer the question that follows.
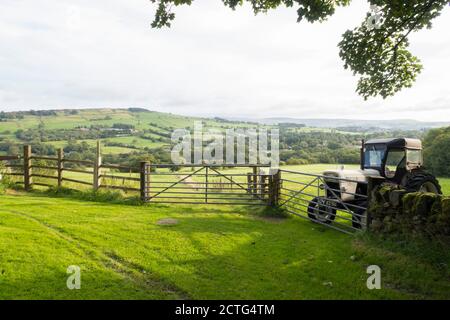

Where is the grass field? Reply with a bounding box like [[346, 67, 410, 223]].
[[0, 192, 449, 300], [43, 136, 168, 155], [1, 163, 449, 299]]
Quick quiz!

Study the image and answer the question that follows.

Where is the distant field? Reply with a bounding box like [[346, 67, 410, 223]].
[[287, 127, 360, 135], [43, 140, 140, 154], [0, 108, 267, 133], [43, 137, 165, 155], [105, 136, 166, 149], [1, 108, 271, 155]]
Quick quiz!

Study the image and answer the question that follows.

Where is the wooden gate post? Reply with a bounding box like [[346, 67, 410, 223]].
[[252, 166, 258, 198], [205, 166, 209, 204], [57, 148, 64, 188], [93, 141, 102, 190], [274, 169, 281, 206], [247, 173, 252, 194], [260, 175, 267, 199], [268, 169, 281, 206], [23, 145, 32, 191], [268, 174, 274, 206], [140, 161, 150, 202]]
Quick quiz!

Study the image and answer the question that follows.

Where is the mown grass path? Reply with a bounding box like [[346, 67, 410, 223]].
[[0, 193, 449, 299]]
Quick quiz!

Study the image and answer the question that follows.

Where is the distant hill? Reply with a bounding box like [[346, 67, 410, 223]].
[[2, 108, 448, 132], [227, 117, 450, 131], [0, 108, 269, 156]]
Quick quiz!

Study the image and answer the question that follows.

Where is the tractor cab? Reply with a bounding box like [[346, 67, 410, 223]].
[[362, 138, 423, 184]]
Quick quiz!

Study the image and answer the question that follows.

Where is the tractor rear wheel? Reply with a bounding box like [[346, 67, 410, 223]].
[[307, 197, 336, 224], [403, 171, 442, 194]]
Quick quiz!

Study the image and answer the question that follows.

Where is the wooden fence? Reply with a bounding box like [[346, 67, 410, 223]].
[[0, 144, 279, 206]]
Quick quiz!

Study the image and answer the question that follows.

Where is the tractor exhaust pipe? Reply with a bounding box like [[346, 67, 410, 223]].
[[360, 139, 365, 170]]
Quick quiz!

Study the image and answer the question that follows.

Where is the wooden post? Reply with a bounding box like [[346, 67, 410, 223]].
[[365, 176, 382, 230], [93, 141, 102, 190], [360, 139, 365, 171], [247, 173, 252, 194], [260, 175, 267, 199], [140, 161, 149, 202], [268, 174, 274, 206], [274, 169, 281, 206], [268, 169, 281, 207], [205, 166, 209, 203], [252, 166, 258, 198], [23, 145, 32, 191], [57, 148, 64, 188]]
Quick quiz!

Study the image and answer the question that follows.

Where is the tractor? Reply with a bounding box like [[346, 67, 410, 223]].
[[307, 138, 442, 229]]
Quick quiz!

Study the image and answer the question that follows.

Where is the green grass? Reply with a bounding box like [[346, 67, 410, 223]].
[[287, 127, 360, 135], [105, 136, 167, 149], [438, 178, 450, 195], [42, 140, 141, 155], [43, 136, 167, 155], [0, 192, 449, 300]]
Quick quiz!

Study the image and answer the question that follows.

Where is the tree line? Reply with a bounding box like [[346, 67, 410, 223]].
[[423, 126, 450, 177], [1, 122, 448, 176]]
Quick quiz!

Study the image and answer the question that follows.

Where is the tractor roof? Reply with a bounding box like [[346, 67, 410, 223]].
[[365, 138, 422, 150]]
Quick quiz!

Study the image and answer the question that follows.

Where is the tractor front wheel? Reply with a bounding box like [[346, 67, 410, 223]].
[[403, 171, 442, 194], [307, 197, 336, 224]]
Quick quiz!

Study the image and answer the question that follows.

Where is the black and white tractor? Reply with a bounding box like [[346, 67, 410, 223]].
[[307, 138, 442, 229]]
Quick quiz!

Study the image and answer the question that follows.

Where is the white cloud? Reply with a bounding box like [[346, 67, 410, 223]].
[[0, 0, 449, 121]]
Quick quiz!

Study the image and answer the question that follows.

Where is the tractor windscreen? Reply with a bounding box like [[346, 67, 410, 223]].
[[364, 144, 386, 169]]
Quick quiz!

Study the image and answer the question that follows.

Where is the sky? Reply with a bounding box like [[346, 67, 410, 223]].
[[0, 0, 449, 121]]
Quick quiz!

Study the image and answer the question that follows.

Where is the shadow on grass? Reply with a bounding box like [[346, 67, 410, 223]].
[[3, 190, 449, 299], [120, 214, 364, 299], [40, 187, 143, 205], [14, 186, 292, 219], [355, 232, 450, 270]]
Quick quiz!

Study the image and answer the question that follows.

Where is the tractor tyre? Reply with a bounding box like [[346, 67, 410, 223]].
[[307, 197, 336, 225], [403, 171, 442, 194], [352, 207, 368, 230]]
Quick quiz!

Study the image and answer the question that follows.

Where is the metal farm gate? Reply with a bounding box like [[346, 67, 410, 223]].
[[277, 169, 369, 234], [140, 164, 278, 206]]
